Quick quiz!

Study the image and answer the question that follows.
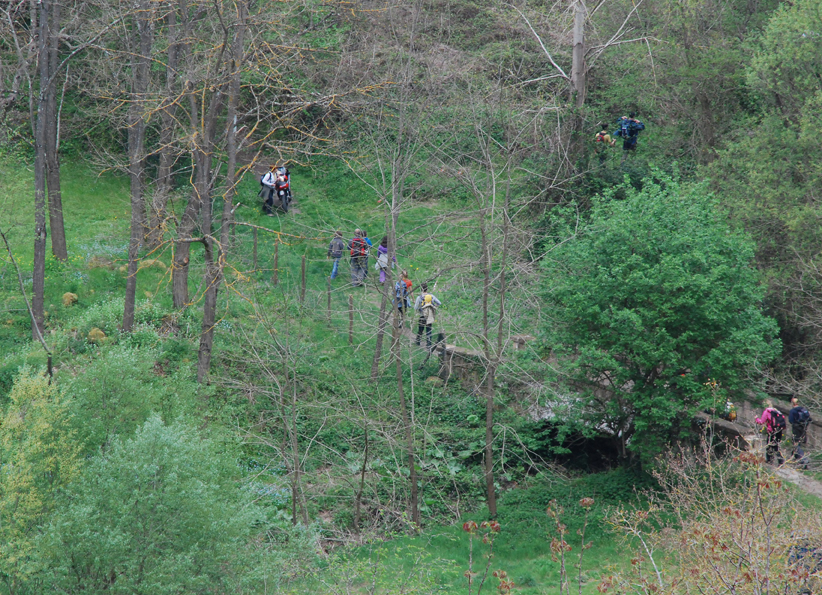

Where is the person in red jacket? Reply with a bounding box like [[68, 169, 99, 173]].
[[755, 400, 785, 465]]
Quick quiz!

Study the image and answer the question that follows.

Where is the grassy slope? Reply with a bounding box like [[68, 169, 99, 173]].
[[0, 156, 637, 594], [7, 159, 819, 594]]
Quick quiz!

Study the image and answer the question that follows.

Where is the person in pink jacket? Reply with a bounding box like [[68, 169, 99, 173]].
[[755, 400, 785, 465]]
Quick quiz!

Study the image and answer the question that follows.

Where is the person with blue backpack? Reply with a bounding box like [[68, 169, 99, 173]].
[[614, 112, 645, 159], [789, 397, 812, 467], [393, 270, 412, 327]]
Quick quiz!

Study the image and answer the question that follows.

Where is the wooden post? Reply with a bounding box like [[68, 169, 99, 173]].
[[326, 277, 331, 322], [252, 227, 258, 271], [349, 294, 354, 346], [300, 254, 306, 303], [272, 241, 278, 285]]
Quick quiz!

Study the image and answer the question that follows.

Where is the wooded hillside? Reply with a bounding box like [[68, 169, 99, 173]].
[[1, 0, 821, 593]]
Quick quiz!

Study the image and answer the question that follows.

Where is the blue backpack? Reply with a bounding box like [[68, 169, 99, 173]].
[[795, 406, 812, 425]]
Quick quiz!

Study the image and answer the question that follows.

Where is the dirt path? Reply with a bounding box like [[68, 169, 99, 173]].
[[774, 466, 822, 500]]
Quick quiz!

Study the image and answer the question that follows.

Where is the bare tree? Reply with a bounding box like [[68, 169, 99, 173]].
[[123, 0, 154, 332], [31, 0, 49, 341], [45, 0, 67, 260], [146, 1, 183, 250], [196, 0, 246, 382]]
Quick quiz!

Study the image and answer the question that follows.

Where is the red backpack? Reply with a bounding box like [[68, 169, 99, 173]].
[[351, 238, 366, 257]]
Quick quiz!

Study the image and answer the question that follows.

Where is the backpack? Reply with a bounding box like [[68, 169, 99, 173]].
[[351, 238, 367, 257], [771, 409, 787, 431], [795, 406, 812, 425], [420, 294, 436, 324], [595, 132, 607, 143], [621, 119, 631, 137]]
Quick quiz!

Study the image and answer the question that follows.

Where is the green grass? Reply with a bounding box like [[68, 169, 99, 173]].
[[0, 155, 638, 594], [290, 469, 647, 594]]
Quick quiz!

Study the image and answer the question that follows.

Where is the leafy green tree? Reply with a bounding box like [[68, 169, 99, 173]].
[[0, 369, 82, 594], [542, 173, 780, 460], [63, 345, 198, 454], [704, 0, 822, 362], [748, 0, 822, 118], [40, 416, 270, 594]]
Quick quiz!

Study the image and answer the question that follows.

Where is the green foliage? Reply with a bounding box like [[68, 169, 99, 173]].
[[542, 171, 780, 458], [749, 0, 822, 117], [40, 416, 272, 594], [62, 345, 198, 454], [0, 369, 82, 591]]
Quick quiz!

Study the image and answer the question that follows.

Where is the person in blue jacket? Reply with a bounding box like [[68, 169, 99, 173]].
[[614, 113, 645, 156]]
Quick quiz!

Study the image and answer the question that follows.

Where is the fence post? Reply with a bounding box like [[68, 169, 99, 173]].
[[326, 277, 331, 323], [272, 241, 278, 286], [349, 294, 354, 346], [252, 227, 258, 271], [300, 254, 306, 303]]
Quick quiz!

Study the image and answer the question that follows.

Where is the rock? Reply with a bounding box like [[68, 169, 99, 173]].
[[425, 376, 445, 388], [511, 334, 536, 350], [139, 258, 167, 271], [88, 255, 115, 269], [62, 292, 78, 307], [87, 327, 106, 343]]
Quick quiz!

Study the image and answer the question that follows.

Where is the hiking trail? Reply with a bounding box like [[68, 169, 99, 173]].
[[774, 466, 822, 501]]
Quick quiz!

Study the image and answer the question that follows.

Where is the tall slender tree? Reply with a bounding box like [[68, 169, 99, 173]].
[[122, 0, 154, 332]]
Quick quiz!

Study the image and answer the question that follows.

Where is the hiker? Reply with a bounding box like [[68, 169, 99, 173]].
[[374, 236, 393, 284], [260, 165, 278, 215], [260, 165, 291, 214], [349, 229, 369, 286], [393, 270, 413, 326], [414, 283, 442, 350], [594, 123, 616, 163], [327, 230, 345, 280], [789, 397, 812, 466], [756, 400, 786, 465], [613, 113, 645, 158], [274, 166, 291, 213]]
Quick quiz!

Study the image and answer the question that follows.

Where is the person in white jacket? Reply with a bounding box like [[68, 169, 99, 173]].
[[260, 166, 278, 215]]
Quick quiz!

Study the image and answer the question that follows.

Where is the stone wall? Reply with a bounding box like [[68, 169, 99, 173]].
[[736, 396, 822, 449], [438, 344, 485, 391]]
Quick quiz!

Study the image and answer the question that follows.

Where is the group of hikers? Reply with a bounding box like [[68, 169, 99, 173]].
[[756, 398, 813, 468], [259, 165, 292, 214], [327, 228, 443, 350], [594, 112, 646, 163], [258, 165, 445, 351]]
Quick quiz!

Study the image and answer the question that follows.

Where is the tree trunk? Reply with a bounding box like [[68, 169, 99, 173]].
[[353, 428, 368, 534], [146, 5, 180, 250], [31, 0, 49, 341], [480, 212, 497, 517], [570, 0, 587, 109], [123, 1, 153, 332], [393, 315, 420, 528], [45, 0, 66, 261], [197, 1, 244, 382], [371, 208, 392, 379]]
